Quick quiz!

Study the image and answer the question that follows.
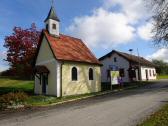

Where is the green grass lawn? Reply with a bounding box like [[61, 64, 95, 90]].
[[0, 77, 103, 107], [138, 104, 168, 126], [157, 75, 168, 79], [0, 77, 34, 95]]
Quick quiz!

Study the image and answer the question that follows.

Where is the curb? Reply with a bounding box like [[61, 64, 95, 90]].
[[34, 84, 141, 107]]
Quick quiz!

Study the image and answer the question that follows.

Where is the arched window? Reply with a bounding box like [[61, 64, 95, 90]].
[[72, 67, 77, 81], [89, 68, 94, 80]]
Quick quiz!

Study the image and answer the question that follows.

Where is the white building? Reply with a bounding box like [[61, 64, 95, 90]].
[[34, 5, 101, 97], [99, 50, 157, 83]]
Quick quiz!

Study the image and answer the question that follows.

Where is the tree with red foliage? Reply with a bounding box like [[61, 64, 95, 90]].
[[4, 23, 41, 79]]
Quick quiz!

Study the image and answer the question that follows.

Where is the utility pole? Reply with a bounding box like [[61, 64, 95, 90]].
[[129, 49, 133, 55], [129, 49, 133, 67], [137, 48, 142, 82], [129, 49, 133, 82]]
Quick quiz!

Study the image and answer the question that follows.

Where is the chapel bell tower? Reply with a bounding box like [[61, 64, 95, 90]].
[[44, 4, 60, 37]]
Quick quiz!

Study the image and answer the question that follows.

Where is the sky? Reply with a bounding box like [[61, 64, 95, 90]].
[[0, 0, 168, 72]]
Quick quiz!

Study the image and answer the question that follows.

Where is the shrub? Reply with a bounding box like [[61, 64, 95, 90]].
[[0, 92, 28, 109]]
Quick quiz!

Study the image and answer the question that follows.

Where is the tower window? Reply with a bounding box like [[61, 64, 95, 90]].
[[72, 67, 78, 81], [52, 24, 56, 29]]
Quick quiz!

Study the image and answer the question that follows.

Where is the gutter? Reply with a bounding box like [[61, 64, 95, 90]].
[[60, 61, 64, 97]]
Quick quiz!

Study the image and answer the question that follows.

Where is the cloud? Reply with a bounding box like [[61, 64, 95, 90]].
[[103, 0, 151, 24], [66, 0, 152, 49], [0, 51, 9, 72], [147, 48, 168, 62], [67, 8, 135, 48], [137, 21, 154, 40]]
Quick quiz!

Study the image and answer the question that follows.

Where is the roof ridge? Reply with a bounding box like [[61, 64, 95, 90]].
[[99, 49, 155, 67], [60, 33, 82, 41], [115, 50, 138, 57]]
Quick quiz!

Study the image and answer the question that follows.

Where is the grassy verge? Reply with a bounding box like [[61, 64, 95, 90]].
[[138, 104, 168, 126], [157, 75, 168, 79], [26, 92, 101, 106], [0, 77, 109, 107]]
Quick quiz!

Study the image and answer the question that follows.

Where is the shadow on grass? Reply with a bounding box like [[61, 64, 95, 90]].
[[160, 100, 168, 103], [0, 76, 33, 81], [101, 81, 156, 91], [0, 87, 33, 95]]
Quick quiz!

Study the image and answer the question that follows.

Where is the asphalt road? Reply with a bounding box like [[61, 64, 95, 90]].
[[0, 80, 168, 126]]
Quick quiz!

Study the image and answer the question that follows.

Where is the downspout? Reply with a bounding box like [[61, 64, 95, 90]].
[[137, 48, 142, 81], [128, 61, 132, 82], [60, 61, 64, 97], [139, 65, 142, 81], [33, 71, 36, 95]]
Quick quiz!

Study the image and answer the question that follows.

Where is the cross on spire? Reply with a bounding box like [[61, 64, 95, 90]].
[[44, 0, 60, 22], [51, 0, 54, 7]]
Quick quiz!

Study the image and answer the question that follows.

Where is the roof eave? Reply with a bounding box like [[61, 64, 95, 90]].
[[57, 59, 102, 66], [44, 17, 60, 23]]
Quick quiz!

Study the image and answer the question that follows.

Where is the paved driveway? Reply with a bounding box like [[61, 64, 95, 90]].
[[0, 80, 168, 126]]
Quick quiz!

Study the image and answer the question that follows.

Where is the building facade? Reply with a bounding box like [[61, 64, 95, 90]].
[[34, 6, 101, 97], [99, 50, 157, 83]]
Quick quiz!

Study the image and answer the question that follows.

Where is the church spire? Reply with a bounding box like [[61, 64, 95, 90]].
[[45, 1, 60, 37], [44, 6, 60, 22]]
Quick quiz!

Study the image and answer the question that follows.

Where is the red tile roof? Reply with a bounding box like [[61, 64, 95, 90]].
[[43, 30, 101, 65]]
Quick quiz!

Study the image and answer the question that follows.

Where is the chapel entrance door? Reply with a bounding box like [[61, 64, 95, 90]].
[[42, 74, 47, 94]]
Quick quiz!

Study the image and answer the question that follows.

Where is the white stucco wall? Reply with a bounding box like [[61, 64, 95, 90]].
[[35, 36, 59, 96], [141, 66, 157, 80], [100, 53, 130, 83]]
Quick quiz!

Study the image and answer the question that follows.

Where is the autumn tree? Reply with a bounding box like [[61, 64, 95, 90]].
[[151, 0, 168, 47], [152, 59, 168, 74], [4, 23, 41, 79]]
